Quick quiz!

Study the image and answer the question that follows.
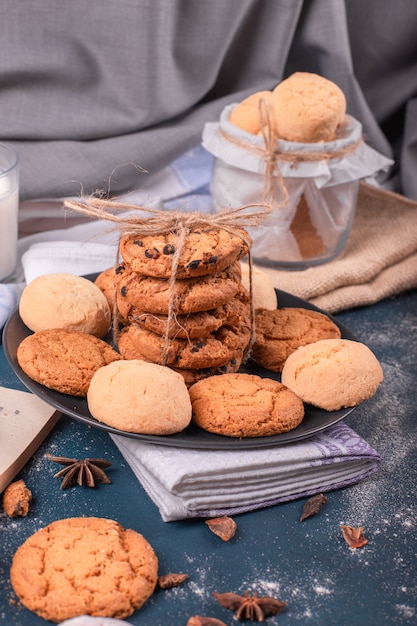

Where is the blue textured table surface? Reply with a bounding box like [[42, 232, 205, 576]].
[[1, 290, 416, 626]]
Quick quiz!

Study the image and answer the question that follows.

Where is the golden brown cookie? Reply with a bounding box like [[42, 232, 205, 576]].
[[10, 517, 158, 622], [240, 262, 277, 311], [117, 321, 251, 370], [19, 273, 111, 338], [229, 90, 273, 134], [115, 262, 244, 316], [94, 266, 117, 312], [252, 307, 341, 372], [119, 226, 250, 279], [170, 353, 244, 387], [189, 372, 304, 437], [87, 360, 192, 434], [281, 338, 384, 411], [270, 72, 346, 142], [17, 329, 122, 396], [129, 294, 250, 339]]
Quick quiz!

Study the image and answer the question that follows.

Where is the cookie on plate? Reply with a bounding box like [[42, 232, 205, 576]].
[[10, 517, 158, 623], [281, 338, 384, 411], [87, 359, 192, 434], [119, 226, 250, 279], [19, 273, 111, 338], [172, 353, 243, 387], [130, 294, 249, 339], [115, 261, 244, 316], [252, 307, 341, 372], [94, 266, 117, 312], [240, 262, 277, 311], [189, 372, 305, 437], [17, 329, 122, 396], [117, 321, 251, 370]]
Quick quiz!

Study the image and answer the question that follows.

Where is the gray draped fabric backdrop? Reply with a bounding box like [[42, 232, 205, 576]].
[[0, 0, 416, 201]]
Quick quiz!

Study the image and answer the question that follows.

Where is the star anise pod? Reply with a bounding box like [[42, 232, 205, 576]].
[[213, 590, 287, 621], [46, 454, 112, 489], [340, 524, 368, 548], [300, 493, 328, 521]]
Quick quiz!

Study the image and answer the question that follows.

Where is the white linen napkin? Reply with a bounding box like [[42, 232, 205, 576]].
[[111, 422, 380, 522]]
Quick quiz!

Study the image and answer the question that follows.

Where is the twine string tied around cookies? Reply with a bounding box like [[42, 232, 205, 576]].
[[64, 197, 272, 364]]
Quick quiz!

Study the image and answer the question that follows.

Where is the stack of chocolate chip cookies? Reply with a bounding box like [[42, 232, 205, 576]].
[[97, 225, 253, 386]]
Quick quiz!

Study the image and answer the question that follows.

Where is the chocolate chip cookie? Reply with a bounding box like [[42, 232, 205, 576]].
[[115, 262, 244, 316], [119, 226, 250, 279], [117, 321, 251, 369]]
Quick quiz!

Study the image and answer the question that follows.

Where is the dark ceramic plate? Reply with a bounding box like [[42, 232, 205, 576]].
[[3, 280, 356, 450]]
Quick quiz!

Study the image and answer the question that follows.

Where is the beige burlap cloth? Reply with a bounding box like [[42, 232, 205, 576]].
[[259, 182, 417, 313]]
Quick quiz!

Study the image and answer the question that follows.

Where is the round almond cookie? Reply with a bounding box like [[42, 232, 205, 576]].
[[19, 273, 111, 337], [281, 338, 384, 411], [252, 307, 341, 372], [87, 359, 192, 434], [240, 262, 277, 311], [17, 329, 122, 396], [271, 71, 346, 143], [115, 261, 243, 316], [229, 90, 273, 134], [119, 226, 250, 279], [189, 372, 304, 437], [117, 321, 251, 370], [10, 517, 158, 623], [129, 294, 250, 339]]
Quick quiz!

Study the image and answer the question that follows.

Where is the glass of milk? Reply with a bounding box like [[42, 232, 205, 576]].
[[0, 143, 19, 282]]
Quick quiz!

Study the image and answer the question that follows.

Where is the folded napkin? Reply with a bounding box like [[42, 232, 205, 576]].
[[261, 181, 417, 313], [111, 422, 380, 522]]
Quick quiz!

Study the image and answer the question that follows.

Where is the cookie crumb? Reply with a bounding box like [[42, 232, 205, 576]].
[[2, 479, 32, 517]]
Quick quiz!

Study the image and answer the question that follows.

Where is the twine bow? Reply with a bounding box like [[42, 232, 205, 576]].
[[64, 196, 273, 365], [220, 97, 363, 211]]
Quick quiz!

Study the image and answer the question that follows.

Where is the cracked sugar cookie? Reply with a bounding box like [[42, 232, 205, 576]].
[[10, 517, 158, 623], [189, 372, 304, 437]]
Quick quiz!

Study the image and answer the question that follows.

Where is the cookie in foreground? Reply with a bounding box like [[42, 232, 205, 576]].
[[87, 359, 192, 434], [10, 517, 158, 623], [189, 372, 304, 437], [281, 338, 383, 411]]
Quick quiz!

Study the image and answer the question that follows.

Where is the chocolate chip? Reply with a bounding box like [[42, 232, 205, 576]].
[[191, 341, 206, 353], [187, 259, 201, 270], [120, 286, 128, 297], [115, 265, 124, 274], [163, 244, 176, 255], [206, 255, 218, 265], [133, 240, 144, 246], [145, 248, 160, 259]]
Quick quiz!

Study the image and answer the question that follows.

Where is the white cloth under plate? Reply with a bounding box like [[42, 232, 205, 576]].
[[111, 422, 380, 522]]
